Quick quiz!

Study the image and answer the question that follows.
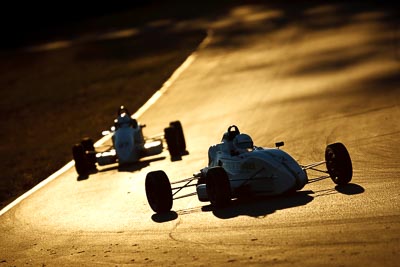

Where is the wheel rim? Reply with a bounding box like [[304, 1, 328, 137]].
[[325, 143, 352, 185], [326, 149, 340, 182]]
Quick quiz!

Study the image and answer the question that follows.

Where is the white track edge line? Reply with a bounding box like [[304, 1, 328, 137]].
[[0, 31, 212, 217]]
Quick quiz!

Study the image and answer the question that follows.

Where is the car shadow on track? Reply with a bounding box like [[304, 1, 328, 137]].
[[150, 184, 365, 222], [312, 183, 365, 197], [335, 183, 365, 195], [209, 190, 314, 219], [151, 211, 179, 223], [76, 156, 166, 181]]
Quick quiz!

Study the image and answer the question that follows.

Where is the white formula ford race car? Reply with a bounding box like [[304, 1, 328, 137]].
[[72, 106, 187, 177], [145, 125, 352, 213]]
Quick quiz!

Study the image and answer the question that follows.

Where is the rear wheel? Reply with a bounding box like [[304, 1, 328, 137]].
[[164, 126, 180, 159], [145, 171, 173, 213], [325, 143, 353, 185], [206, 167, 231, 208], [72, 144, 88, 176], [170, 121, 187, 155]]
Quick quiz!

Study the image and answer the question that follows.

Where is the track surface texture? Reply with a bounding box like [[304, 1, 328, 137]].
[[1, 1, 399, 266]]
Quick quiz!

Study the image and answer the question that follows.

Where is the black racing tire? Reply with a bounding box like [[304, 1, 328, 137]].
[[206, 167, 231, 208], [72, 143, 88, 176], [164, 126, 180, 159], [325, 142, 353, 185], [81, 137, 96, 168], [169, 121, 187, 154], [145, 171, 173, 213]]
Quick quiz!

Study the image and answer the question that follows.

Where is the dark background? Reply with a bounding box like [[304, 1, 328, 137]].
[[1, 0, 398, 50], [0, 1, 153, 49]]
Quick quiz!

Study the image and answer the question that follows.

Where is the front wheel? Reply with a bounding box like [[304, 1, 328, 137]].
[[325, 142, 353, 185], [145, 171, 173, 213], [206, 167, 231, 208]]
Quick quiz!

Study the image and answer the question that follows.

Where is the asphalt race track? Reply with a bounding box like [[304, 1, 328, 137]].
[[1, 2, 399, 266]]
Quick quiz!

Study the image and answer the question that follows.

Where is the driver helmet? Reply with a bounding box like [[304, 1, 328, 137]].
[[115, 113, 132, 128], [233, 133, 254, 153], [221, 125, 240, 142]]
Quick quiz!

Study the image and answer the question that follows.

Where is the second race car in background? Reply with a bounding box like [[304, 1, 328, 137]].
[[72, 106, 188, 177]]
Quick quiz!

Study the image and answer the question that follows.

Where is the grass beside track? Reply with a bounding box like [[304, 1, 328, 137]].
[[0, 1, 232, 208]]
